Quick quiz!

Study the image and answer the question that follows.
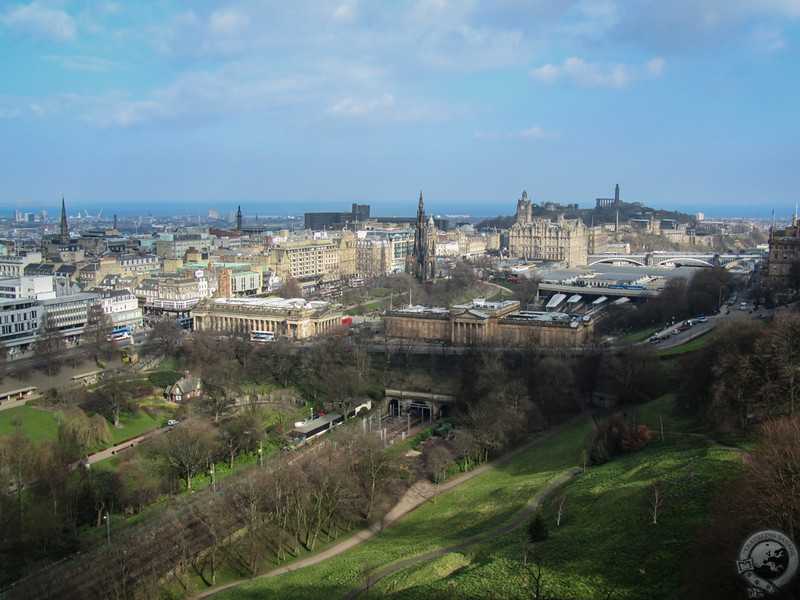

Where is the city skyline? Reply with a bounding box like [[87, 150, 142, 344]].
[[2, 2, 799, 219]]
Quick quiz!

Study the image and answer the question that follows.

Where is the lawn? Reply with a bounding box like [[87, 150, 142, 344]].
[[613, 326, 661, 346], [208, 407, 744, 600], [369, 437, 744, 600], [0, 404, 164, 450], [211, 419, 592, 600], [0, 405, 60, 446]]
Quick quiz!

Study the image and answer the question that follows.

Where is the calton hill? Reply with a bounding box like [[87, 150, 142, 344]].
[[1, 265, 799, 600]]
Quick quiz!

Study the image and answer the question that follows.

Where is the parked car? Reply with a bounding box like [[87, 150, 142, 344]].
[[660, 334, 670, 340], [167, 419, 179, 426], [671, 329, 681, 335], [698, 316, 708, 322]]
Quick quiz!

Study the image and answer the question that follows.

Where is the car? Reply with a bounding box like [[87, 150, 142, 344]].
[[649, 337, 661, 344], [698, 316, 708, 323], [671, 329, 681, 335], [660, 334, 670, 340], [167, 419, 179, 426]]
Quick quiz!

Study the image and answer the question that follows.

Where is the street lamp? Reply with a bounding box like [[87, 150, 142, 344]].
[[210, 463, 215, 492], [258, 442, 263, 468], [103, 511, 110, 544]]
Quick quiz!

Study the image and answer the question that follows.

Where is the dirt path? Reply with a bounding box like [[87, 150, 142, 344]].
[[196, 411, 593, 599]]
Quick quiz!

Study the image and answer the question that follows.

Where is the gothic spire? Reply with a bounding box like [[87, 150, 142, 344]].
[[59, 197, 70, 245]]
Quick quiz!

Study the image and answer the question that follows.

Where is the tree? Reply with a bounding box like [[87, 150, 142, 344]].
[[687, 267, 732, 316], [81, 303, 117, 361], [218, 413, 261, 468], [145, 319, 183, 357], [528, 512, 549, 542], [0, 341, 7, 384], [34, 312, 65, 376], [91, 376, 133, 428], [1, 429, 35, 530], [648, 483, 665, 525], [153, 419, 215, 490], [748, 414, 800, 539], [279, 277, 303, 299]]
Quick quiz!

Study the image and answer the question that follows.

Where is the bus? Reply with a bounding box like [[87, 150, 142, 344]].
[[178, 317, 193, 330], [108, 325, 131, 342], [250, 330, 275, 343]]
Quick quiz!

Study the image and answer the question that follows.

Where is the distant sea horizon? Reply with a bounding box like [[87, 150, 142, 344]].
[[2, 200, 795, 222]]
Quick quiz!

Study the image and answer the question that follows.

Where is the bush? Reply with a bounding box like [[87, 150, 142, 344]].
[[621, 425, 653, 453], [528, 512, 549, 543], [147, 371, 182, 389], [590, 440, 610, 465]]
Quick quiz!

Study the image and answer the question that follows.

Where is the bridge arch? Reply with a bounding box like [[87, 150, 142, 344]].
[[586, 257, 646, 267], [652, 257, 714, 268]]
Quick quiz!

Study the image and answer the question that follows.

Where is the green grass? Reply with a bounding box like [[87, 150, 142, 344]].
[[211, 419, 592, 600], [655, 333, 712, 356], [110, 410, 162, 444], [370, 437, 743, 600], [614, 327, 661, 346], [208, 407, 745, 600], [0, 404, 165, 450], [0, 405, 60, 446]]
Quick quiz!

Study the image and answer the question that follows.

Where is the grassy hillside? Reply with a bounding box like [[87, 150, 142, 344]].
[[210, 399, 745, 599]]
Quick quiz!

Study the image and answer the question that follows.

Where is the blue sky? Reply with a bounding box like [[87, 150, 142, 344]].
[[1, 1, 798, 219]]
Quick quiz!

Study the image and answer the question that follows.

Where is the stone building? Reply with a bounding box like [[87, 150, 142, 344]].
[[191, 297, 343, 340], [767, 217, 800, 289], [508, 191, 589, 267], [382, 298, 593, 347]]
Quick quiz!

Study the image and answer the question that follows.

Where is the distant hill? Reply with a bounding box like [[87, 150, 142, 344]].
[[477, 201, 696, 231]]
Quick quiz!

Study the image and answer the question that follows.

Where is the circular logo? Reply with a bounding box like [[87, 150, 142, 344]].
[[737, 530, 798, 594]]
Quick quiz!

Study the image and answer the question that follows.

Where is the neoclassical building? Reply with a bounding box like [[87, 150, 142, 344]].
[[382, 298, 593, 347], [508, 191, 589, 267], [191, 297, 343, 340]]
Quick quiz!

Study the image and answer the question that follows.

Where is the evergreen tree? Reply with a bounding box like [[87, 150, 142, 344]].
[[528, 511, 549, 543]]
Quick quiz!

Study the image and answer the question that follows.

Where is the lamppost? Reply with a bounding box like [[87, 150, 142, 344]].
[[719, 285, 728, 310], [103, 511, 110, 544], [210, 463, 215, 492], [258, 442, 263, 468]]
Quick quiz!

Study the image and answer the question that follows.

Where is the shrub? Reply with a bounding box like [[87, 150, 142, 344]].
[[528, 512, 549, 543], [621, 425, 653, 453], [590, 440, 610, 465]]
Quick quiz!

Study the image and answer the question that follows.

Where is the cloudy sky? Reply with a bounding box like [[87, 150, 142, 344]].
[[1, 1, 798, 218]]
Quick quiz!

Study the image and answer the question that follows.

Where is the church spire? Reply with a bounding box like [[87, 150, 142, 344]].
[[59, 197, 70, 245], [236, 205, 243, 230]]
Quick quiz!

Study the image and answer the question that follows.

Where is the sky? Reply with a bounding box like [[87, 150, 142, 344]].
[[1, 1, 799, 220]]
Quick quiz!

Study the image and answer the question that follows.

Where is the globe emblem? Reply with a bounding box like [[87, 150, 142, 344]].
[[738, 530, 799, 593], [751, 541, 789, 580]]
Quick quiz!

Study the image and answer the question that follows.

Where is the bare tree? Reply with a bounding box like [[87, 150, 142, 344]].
[[648, 483, 665, 525], [34, 313, 65, 376], [145, 319, 183, 357], [90, 375, 133, 428], [553, 494, 569, 526], [152, 419, 215, 490], [81, 303, 117, 361], [278, 277, 303, 299], [1, 429, 35, 530]]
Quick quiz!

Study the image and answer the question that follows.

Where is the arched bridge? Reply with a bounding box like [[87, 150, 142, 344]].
[[587, 252, 759, 269]]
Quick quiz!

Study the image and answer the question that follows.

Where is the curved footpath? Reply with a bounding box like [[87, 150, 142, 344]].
[[197, 411, 593, 599], [343, 466, 581, 599]]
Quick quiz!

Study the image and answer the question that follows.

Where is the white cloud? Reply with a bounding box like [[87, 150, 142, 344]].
[[530, 56, 664, 88], [43, 55, 126, 72], [1, 1, 76, 43], [208, 8, 251, 36], [328, 93, 395, 117], [474, 126, 560, 140]]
